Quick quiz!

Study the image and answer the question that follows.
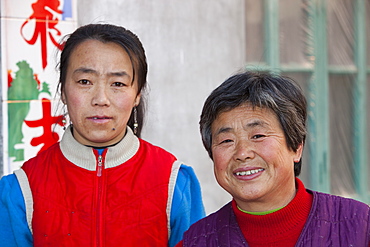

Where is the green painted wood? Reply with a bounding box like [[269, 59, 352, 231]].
[[306, 0, 330, 193], [353, 0, 369, 203], [264, 0, 280, 70], [328, 65, 357, 74]]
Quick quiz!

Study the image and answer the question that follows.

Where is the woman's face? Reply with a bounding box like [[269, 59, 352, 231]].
[[62, 39, 140, 147], [211, 103, 303, 212]]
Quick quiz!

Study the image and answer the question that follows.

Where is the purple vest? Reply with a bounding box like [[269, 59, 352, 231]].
[[182, 190, 370, 246]]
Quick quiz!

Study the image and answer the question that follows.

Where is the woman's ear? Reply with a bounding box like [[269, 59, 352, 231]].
[[135, 93, 141, 106], [61, 92, 66, 104], [294, 143, 304, 163]]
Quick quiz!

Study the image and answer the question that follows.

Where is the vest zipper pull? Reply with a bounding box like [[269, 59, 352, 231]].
[[97, 155, 103, 177]]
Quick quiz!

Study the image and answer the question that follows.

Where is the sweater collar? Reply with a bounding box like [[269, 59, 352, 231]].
[[60, 125, 140, 171], [232, 178, 313, 242]]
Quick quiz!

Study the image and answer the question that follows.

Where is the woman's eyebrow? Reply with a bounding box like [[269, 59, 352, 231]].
[[73, 67, 97, 75], [107, 71, 130, 77], [73, 67, 130, 78], [214, 127, 232, 136], [246, 120, 267, 128]]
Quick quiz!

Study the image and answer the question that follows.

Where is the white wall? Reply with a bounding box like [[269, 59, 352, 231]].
[[77, 0, 246, 214]]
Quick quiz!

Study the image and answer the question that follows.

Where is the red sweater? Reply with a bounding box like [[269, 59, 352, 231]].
[[176, 178, 312, 247], [233, 178, 313, 246]]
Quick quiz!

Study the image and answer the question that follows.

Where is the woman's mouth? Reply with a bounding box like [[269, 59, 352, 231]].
[[235, 168, 264, 176], [88, 115, 112, 119], [88, 116, 113, 123], [234, 168, 265, 180]]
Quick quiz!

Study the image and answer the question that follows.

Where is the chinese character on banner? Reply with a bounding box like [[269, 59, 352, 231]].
[[2, 0, 77, 174], [20, 0, 64, 69], [24, 98, 64, 154]]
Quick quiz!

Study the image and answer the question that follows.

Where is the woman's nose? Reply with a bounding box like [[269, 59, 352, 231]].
[[234, 140, 254, 161], [92, 84, 110, 106]]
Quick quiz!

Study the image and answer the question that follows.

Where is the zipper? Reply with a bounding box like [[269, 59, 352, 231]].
[[97, 155, 103, 177], [95, 153, 105, 247]]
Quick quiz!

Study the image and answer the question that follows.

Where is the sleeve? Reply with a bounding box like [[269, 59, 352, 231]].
[[0, 174, 33, 247], [168, 164, 205, 247]]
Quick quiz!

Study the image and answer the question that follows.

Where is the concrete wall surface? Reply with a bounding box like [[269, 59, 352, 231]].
[[77, 0, 246, 214]]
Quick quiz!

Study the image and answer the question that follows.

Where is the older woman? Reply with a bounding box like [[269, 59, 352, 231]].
[[0, 24, 204, 247], [177, 70, 369, 246]]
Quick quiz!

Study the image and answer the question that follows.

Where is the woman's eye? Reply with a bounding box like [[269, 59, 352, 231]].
[[252, 134, 265, 139], [220, 139, 233, 144], [112, 82, 125, 87], [78, 79, 90, 85]]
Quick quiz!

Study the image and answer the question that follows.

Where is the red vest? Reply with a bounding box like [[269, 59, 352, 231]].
[[22, 139, 177, 247]]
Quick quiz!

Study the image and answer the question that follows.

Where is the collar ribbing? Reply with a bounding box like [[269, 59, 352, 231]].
[[60, 126, 140, 171]]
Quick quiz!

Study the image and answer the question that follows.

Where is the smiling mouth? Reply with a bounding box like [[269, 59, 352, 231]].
[[235, 168, 264, 176]]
